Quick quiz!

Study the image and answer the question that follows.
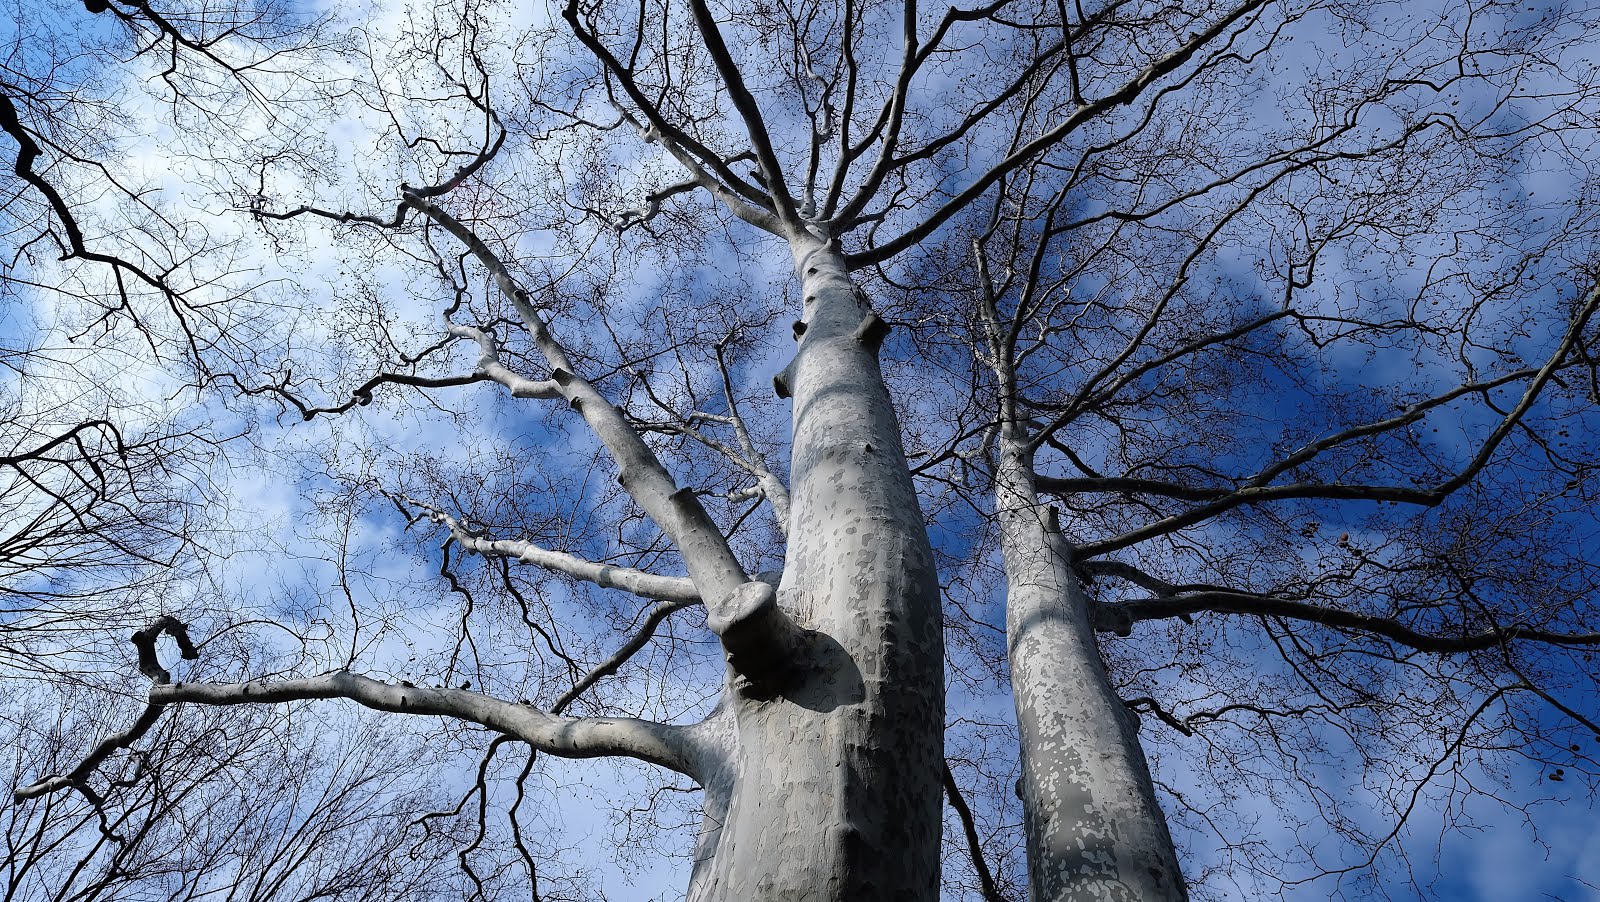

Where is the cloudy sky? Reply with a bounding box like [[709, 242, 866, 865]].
[[4, 0, 1600, 898]]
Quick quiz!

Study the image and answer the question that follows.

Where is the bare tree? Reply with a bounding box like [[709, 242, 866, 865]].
[[11, 0, 1600, 900]]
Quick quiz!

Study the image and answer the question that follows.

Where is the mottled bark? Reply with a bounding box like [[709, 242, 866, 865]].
[[686, 237, 945, 902], [996, 438, 1187, 902]]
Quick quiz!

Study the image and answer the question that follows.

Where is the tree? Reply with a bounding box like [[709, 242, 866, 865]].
[[9, 0, 1600, 899]]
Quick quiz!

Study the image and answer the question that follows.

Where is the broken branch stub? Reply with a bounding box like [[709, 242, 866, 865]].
[[131, 616, 200, 684], [705, 581, 808, 693]]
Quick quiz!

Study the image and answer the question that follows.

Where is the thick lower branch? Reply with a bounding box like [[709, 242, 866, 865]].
[[150, 671, 701, 777]]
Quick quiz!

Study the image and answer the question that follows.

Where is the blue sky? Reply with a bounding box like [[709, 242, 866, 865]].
[[3, 0, 1600, 899]]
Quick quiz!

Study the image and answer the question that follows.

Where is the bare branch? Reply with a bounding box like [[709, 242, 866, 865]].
[[13, 704, 166, 803], [1099, 588, 1600, 655], [147, 671, 701, 777], [1075, 276, 1600, 557], [551, 599, 698, 714], [685, 0, 800, 228], [943, 762, 1009, 902], [846, 0, 1270, 266], [403, 191, 807, 687], [130, 615, 199, 684], [402, 496, 701, 603], [445, 324, 562, 400]]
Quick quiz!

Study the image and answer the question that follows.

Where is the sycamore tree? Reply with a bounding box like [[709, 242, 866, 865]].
[[9, 0, 1600, 900]]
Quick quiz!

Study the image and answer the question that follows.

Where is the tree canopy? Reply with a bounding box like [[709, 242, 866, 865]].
[[4, 0, 1600, 898]]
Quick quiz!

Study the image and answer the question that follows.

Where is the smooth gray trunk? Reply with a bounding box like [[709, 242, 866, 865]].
[[686, 238, 944, 902], [996, 440, 1187, 902]]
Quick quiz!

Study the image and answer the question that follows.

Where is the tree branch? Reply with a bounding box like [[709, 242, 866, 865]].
[[402, 191, 805, 689], [551, 598, 698, 713], [13, 703, 166, 802], [1099, 590, 1600, 654], [943, 762, 1008, 902], [403, 496, 701, 603], [685, 0, 800, 228], [445, 324, 562, 400], [1074, 275, 1600, 557], [130, 615, 199, 684], [146, 672, 700, 776], [845, 0, 1270, 267], [559, 2, 783, 233]]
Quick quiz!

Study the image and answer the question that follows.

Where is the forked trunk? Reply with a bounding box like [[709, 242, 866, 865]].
[[996, 440, 1187, 901], [686, 238, 944, 901]]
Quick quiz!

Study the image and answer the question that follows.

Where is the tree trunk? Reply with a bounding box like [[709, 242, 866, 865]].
[[686, 237, 945, 901], [996, 439, 1188, 902]]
